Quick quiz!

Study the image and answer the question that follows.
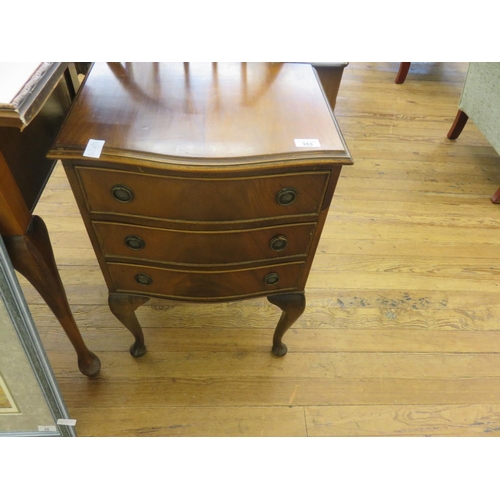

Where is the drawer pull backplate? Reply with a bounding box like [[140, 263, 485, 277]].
[[135, 273, 153, 286], [111, 184, 134, 203], [125, 235, 145, 250]]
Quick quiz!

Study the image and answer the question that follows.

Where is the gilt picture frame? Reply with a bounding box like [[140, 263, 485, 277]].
[[0, 237, 75, 437]]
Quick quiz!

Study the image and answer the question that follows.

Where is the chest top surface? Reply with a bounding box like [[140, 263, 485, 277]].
[[49, 62, 351, 168]]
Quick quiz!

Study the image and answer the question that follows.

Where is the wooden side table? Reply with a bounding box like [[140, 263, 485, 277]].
[[0, 63, 100, 377], [48, 62, 352, 364]]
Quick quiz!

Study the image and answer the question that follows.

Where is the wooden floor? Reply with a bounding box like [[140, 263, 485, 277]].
[[18, 61, 500, 436]]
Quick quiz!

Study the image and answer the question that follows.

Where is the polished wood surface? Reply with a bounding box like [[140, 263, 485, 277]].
[[50, 62, 346, 164], [93, 220, 316, 266], [76, 167, 330, 224], [28, 62, 500, 437], [49, 62, 351, 363], [108, 261, 305, 300]]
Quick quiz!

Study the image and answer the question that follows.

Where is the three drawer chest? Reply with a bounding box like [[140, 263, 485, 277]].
[[48, 62, 352, 375]]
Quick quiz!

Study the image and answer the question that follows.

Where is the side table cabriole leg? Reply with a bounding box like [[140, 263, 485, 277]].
[[267, 292, 306, 356], [108, 293, 150, 357], [3, 215, 101, 377]]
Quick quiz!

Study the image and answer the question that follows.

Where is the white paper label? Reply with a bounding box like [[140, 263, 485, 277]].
[[83, 139, 105, 158], [57, 418, 77, 426], [294, 139, 321, 148], [38, 425, 57, 432]]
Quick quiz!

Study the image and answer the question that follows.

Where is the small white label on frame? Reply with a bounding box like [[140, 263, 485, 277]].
[[294, 139, 321, 148], [38, 425, 57, 432], [57, 418, 77, 426], [83, 139, 105, 158]]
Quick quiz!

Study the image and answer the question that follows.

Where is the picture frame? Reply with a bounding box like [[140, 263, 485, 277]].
[[0, 237, 76, 437]]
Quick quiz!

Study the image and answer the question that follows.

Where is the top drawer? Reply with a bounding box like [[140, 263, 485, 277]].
[[75, 167, 329, 223]]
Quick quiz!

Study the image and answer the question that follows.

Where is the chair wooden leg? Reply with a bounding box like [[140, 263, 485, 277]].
[[395, 62, 411, 84], [4, 215, 101, 377], [447, 110, 469, 140], [491, 187, 500, 204]]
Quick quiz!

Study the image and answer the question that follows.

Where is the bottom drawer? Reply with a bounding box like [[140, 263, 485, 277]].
[[107, 262, 304, 300]]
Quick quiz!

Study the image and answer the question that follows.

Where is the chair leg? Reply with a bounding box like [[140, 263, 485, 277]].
[[447, 110, 469, 140], [491, 187, 500, 204], [447, 110, 497, 204], [395, 63, 411, 84]]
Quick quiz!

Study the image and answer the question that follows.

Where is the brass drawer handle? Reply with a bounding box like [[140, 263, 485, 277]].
[[111, 184, 134, 203], [269, 235, 288, 252], [264, 272, 280, 285], [276, 187, 297, 206], [135, 273, 153, 286], [125, 235, 145, 250]]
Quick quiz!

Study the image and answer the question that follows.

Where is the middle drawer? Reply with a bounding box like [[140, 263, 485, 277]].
[[93, 221, 316, 266]]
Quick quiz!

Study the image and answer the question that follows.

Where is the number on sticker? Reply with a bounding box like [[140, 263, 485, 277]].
[[294, 139, 321, 148], [38, 425, 57, 432]]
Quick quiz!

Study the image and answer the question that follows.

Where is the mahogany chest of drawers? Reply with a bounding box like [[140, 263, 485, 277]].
[[48, 62, 352, 371]]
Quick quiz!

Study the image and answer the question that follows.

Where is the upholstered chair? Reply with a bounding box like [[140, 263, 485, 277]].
[[447, 63, 500, 202]]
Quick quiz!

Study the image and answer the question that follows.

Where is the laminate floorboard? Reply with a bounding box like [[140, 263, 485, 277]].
[[17, 61, 500, 436]]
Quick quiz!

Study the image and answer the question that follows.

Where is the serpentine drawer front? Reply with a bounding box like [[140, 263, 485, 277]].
[[92, 221, 317, 266], [48, 62, 352, 366], [107, 261, 305, 300], [76, 166, 330, 223]]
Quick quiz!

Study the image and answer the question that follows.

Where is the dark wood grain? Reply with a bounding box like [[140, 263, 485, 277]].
[[93, 220, 316, 267], [107, 261, 305, 300], [49, 62, 351, 363], [76, 167, 330, 222]]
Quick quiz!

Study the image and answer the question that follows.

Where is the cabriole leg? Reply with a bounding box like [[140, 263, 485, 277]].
[[4, 215, 101, 377], [108, 293, 150, 357], [267, 292, 306, 356]]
